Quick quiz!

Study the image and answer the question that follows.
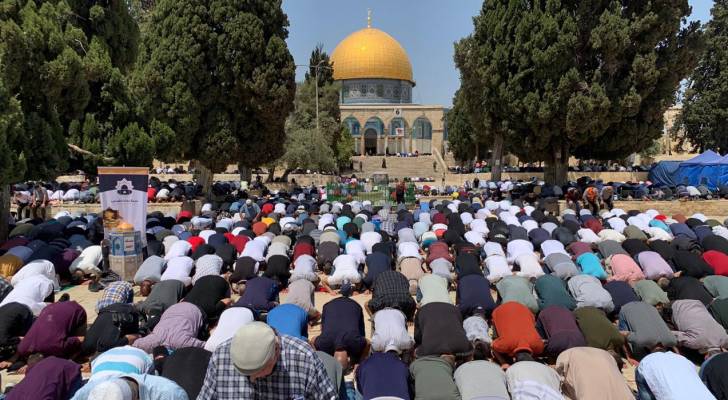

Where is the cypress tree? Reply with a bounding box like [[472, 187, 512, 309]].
[[677, 0, 728, 154], [456, 0, 703, 184]]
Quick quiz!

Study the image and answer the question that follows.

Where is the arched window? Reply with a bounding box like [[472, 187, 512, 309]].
[[364, 117, 385, 137], [390, 118, 407, 136], [413, 117, 432, 139], [344, 117, 360, 136]]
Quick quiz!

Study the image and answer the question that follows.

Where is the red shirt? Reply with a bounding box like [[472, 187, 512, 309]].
[[186, 236, 205, 253], [584, 219, 603, 234], [433, 213, 448, 225], [227, 234, 249, 255], [492, 302, 544, 356], [177, 210, 193, 222], [293, 242, 315, 261], [704, 250, 728, 276], [147, 187, 157, 201], [426, 241, 452, 264], [261, 203, 274, 215]]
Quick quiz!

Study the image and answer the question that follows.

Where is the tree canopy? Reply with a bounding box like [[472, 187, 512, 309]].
[[0, 79, 25, 188], [275, 44, 351, 176], [456, 0, 703, 184], [1, 0, 89, 180], [445, 90, 478, 163], [306, 43, 334, 87], [132, 0, 296, 172], [676, 0, 728, 154], [278, 78, 351, 175]]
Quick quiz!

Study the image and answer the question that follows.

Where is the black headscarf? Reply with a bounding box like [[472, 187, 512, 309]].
[[191, 244, 216, 260], [621, 239, 651, 257], [701, 353, 728, 400], [673, 250, 714, 279], [703, 235, 728, 256]]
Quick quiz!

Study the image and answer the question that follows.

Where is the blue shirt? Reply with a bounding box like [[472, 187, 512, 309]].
[[355, 352, 411, 400], [267, 304, 309, 340], [90, 345, 154, 379], [637, 351, 715, 400], [71, 373, 188, 400], [576, 252, 607, 280]]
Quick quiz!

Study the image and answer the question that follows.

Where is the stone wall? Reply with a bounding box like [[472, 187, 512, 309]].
[[11, 200, 202, 218]]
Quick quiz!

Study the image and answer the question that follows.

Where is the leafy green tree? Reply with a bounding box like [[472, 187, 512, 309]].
[[132, 0, 296, 176], [454, 36, 509, 180], [302, 44, 352, 170], [278, 124, 336, 174], [675, 0, 728, 154], [335, 125, 355, 169], [456, 0, 703, 184], [1, 0, 91, 180], [66, 0, 140, 72], [0, 79, 26, 239], [306, 43, 335, 87], [278, 76, 350, 176], [107, 122, 155, 166], [126, 0, 156, 24], [446, 89, 494, 165], [68, 36, 141, 172], [280, 43, 349, 176]]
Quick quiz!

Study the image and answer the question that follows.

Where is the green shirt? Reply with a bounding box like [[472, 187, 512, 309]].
[[496, 276, 538, 313], [710, 298, 728, 330], [703, 275, 728, 299], [633, 280, 670, 306], [574, 307, 625, 351], [623, 226, 647, 241], [410, 356, 461, 400], [535, 274, 576, 311]]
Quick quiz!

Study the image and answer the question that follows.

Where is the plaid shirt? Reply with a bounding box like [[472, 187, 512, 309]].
[[369, 271, 416, 319], [197, 334, 338, 400], [379, 215, 398, 236], [95, 281, 133, 312]]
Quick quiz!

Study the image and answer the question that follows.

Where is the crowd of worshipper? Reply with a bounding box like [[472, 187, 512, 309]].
[[439, 176, 728, 202], [4, 190, 728, 399], [449, 161, 651, 174]]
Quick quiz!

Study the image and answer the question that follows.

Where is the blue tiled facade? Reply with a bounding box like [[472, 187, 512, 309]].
[[340, 79, 413, 104]]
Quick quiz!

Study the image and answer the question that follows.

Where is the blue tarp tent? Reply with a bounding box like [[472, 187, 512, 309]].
[[648, 161, 682, 187], [674, 150, 728, 189], [649, 150, 728, 189]]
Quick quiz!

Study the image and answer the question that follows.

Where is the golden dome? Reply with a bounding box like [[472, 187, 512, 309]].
[[331, 27, 414, 83]]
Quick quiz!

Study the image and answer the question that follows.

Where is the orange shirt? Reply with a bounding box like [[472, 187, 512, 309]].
[[492, 301, 544, 356]]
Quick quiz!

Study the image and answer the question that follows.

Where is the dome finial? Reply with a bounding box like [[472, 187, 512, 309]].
[[367, 8, 372, 28]]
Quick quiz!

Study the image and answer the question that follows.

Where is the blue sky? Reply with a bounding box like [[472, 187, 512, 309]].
[[283, 0, 714, 107]]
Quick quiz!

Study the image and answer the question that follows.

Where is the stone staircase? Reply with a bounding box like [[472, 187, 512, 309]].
[[443, 151, 459, 168], [353, 155, 440, 179]]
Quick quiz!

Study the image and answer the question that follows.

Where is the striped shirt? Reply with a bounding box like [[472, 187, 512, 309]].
[[90, 345, 154, 379]]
